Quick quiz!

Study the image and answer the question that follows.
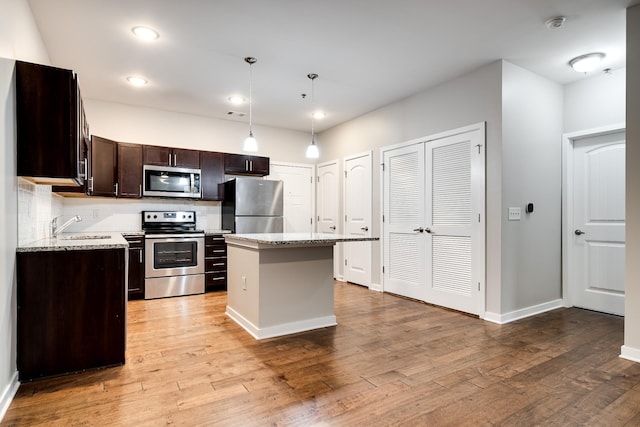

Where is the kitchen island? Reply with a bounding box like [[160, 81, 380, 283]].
[[224, 233, 377, 339]]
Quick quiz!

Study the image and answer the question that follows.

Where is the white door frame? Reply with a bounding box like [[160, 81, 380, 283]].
[[562, 123, 626, 308]]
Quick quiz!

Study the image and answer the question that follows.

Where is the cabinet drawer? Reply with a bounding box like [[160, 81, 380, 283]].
[[205, 246, 227, 257], [205, 235, 226, 245], [205, 273, 227, 287], [205, 258, 227, 273]]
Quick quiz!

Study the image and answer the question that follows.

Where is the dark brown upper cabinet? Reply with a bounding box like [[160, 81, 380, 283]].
[[224, 153, 270, 176], [143, 145, 200, 169], [88, 135, 117, 197], [200, 151, 225, 201], [16, 60, 88, 186], [117, 142, 143, 198]]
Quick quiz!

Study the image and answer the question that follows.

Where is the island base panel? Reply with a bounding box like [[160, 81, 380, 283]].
[[226, 243, 336, 339]]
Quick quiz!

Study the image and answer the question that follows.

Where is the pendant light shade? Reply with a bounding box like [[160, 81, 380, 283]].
[[243, 57, 258, 152], [305, 73, 320, 159]]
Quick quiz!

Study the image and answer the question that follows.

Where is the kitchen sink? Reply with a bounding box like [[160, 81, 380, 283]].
[[59, 234, 111, 241]]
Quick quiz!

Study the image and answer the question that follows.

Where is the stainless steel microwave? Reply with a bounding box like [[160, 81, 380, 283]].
[[143, 165, 201, 199]]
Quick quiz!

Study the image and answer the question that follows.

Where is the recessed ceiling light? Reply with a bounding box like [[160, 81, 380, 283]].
[[228, 96, 245, 105], [313, 111, 327, 120], [126, 76, 148, 86], [569, 52, 606, 73], [131, 26, 159, 41]]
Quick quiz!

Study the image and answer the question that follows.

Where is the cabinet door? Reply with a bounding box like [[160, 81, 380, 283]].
[[250, 156, 270, 175], [173, 148, 200, 168], [117, 142, 142, 198], [89, 135, 117, 197], [16, 61, 81, 183], [143, 145, 172, 166], [201, 151, 224, 200], [224, 153, 249, 174]]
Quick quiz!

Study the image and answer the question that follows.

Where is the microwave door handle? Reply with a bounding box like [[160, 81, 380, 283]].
[[190, 173, 195, 193]]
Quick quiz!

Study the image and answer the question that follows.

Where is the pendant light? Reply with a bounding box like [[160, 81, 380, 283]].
[[305, 73, 320, 159], [243, 57, 258, 152]]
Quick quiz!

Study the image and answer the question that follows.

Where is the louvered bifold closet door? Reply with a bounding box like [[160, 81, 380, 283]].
[[383, 143, 426, 300], [425, 130, 481, 315]]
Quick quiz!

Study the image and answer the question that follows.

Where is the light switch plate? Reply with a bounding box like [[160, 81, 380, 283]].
[[508, 207, 521, 221]]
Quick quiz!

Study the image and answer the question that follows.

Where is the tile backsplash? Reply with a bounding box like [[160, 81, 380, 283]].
[[17, 179, 64, 245], [17, 179, 222, 244]]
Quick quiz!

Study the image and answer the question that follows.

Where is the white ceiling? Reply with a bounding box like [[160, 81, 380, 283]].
[[27, 0, 630, 133]]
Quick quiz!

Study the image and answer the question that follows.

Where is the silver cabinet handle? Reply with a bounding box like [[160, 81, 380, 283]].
[[575, 229, 586, 236], [139, 184, 142, 198], [168, 153, 172, 165], [329, 226, 336, 230], [89, 177, 94, 193], [413, 227, 424, 233], [360, 226, 369, 232], [139, 249, 143, 263], [245, 159, 249, 171], [114, 183, 118, 196], [173, 154, 177, 166]]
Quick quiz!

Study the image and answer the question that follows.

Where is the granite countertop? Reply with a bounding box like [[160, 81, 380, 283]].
[[225, 233, 378, 246], [17, 232, 129, 252], [204, 229, 232, 235]]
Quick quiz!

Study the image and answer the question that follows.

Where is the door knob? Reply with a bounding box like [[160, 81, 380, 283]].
[[425, 227, 433, 234], [360, 226, 369, 232], [574, 229, 586, 236], [329, 226, 336, 230], [413, 227, 424, 233]]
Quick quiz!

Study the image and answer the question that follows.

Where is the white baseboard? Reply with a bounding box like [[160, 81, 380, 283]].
[[369, 282, 382, 292], [0, 371, 19, 422], [483, 299, 564, 324], [620, 345, 640, 363], [226, 306, 337, 340]]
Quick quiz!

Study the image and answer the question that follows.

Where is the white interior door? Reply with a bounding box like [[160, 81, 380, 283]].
[[269, 162, 314, 233], [424, 130, 483, 315], [571, 130, 625, 315], [382, 143, 426, 300], [317, 160, 340, 278], [381, 124, 485, 316], [317, 160, 339, 234], [344, 152, 372, 287]]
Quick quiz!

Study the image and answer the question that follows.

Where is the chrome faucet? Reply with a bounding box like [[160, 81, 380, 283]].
[[51, 215, 82, 238]]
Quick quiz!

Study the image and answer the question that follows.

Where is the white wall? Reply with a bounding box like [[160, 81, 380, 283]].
[[623, 5, 640, 361], [0, 0, 51, 419], [564, 68, 626, 133], [500, 61, 563, 314], [85, 99, 311, 163], [319, 61, 503, 312]]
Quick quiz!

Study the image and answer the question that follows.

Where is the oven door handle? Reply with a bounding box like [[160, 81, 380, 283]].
[[145, 233, 205, 239]]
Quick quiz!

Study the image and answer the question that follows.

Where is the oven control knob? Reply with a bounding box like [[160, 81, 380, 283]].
[[153, 215, 158, 219]]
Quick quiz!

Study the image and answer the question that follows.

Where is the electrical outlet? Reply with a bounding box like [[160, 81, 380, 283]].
[[508, 207, 521, 221]]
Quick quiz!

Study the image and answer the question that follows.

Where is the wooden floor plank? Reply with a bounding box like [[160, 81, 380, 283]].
[[3, 281, 640, 426]]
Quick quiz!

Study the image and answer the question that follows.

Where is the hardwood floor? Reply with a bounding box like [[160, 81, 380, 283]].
[[3, 281, 640, 426]]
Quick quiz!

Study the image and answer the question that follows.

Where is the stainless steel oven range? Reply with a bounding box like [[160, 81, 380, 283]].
[[142, 210, 204, 299]]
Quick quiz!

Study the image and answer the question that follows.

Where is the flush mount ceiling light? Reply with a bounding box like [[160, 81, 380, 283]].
[[131, 26, 159, 41], [569, 52, 606, 73], [243, 57, 258, 152], [305, 73, 320, 159], [126, 76, 148, 86], [228, 95, 245, 105]]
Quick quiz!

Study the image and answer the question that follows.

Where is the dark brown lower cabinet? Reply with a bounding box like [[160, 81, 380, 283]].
[[124, 235, 145, 299], [205, 234, 227, 291], [17, 248, 126, 382]]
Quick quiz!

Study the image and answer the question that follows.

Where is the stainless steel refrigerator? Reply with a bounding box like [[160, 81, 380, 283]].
[[222, 178, 284, 233]]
